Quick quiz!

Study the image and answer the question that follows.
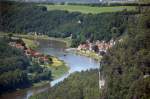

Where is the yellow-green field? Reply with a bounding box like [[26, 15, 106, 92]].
[[39, 4, 136, 14], [22, 38, 38, 49], [50, 57, 64, 67], [46, 57, 69, 79]]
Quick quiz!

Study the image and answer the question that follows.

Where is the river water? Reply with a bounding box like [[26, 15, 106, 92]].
[[0, 39, 99, 99]]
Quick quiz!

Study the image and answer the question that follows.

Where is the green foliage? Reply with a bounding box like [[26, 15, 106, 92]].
[[30, 69, 100, 99], [1, 1, 149, 98], [0, 69, 29, 91], [0, 1, 138, 47], [0, 38, 52, 94], [0, 38, 30, 94], [42, 4, 136, 14], [100, 9, 150, 99]]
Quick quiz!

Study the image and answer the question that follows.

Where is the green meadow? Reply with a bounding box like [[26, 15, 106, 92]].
[[39, 4, 136, 14]]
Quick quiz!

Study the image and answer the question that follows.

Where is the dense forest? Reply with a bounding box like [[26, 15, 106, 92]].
[[0, 38, 30, 94], [0, 1, 138, 46], [100, 6, 150, 99], [0, 37, 52, 94], [30, 69, 100, 99]]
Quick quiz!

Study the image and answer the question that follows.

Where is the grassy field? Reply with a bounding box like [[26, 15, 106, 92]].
[[22, 38, 39, 49], [39, 4, 136, 14], [14, 34, 71, 47], [46, 56, 69, 79], [51, 57, 64, 67]]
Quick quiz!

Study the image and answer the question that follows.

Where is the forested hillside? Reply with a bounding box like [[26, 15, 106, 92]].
[[11, 0, 100, 3], [0, 1, 138, 46], [0, 37, 52, 94], [30, 69, 100, 99], [100, 6, 150, 99], [0, 38, 30, 94], [29, 4, 150, 99]]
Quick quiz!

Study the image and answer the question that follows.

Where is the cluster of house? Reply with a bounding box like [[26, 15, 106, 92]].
[[27, 32, 44, 36], [9, 39, 51, 64], [77, 39, 116, 55]]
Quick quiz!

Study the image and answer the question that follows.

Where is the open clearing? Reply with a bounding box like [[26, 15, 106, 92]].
[[39, 4, 136, 14]]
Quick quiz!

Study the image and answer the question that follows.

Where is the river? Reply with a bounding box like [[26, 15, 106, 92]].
[[0, 39, 99, 99]]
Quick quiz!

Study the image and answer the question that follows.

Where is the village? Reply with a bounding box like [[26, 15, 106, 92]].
[[8, 37, 52, 65], [8, 33, 118, 61], [7, 36, 69, 79], [77, 39, 116, 56]]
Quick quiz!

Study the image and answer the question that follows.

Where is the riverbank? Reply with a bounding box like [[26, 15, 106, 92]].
[[0, 33, 71, 47], [15, 34, 71, 47], [67, 48, 102, 61], [2, 34, 70, 86], [22, 38, 39, 49], [1, 32, 70, 79], [75, 50, 102, 61], [44, 56, 69, 79], [22, 37, 69, 80]]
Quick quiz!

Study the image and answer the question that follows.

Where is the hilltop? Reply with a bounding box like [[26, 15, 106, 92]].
[[2, 0, 100, 3], [41, 4, 135, 14], [5, 0, 137, 3]]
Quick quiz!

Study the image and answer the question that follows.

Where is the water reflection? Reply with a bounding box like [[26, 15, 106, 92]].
[[38, 48, 99, 86]]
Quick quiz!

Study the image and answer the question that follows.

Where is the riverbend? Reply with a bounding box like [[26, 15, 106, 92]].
[[0, 38, 100, 99]]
